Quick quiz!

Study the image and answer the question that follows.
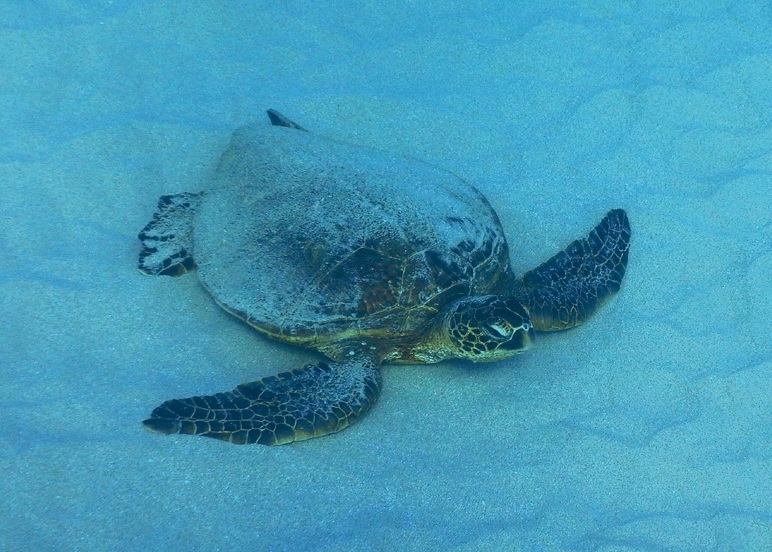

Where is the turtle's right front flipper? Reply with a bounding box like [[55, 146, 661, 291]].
[[143, 357, 381, 445], [518, 209, 630, 332]]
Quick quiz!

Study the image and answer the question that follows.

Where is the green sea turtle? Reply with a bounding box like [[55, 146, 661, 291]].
[[138, 109, 630, 445]]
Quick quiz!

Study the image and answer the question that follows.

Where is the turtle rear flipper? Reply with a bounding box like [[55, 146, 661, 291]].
[[143, 357, 382, 445], [520, 209, 630, 331], [138, 192, 202, 277], [266, 108, 307, 131]]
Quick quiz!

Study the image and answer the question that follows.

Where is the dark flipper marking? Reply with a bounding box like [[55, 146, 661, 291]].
[[266, 109, 307, 132]]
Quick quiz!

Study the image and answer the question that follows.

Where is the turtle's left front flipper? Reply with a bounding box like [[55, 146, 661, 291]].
[[143, 358, 381, 445], [518, 209, 630, 332]]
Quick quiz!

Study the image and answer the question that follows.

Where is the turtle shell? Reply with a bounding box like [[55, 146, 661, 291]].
[[193, 123, 512, 348]]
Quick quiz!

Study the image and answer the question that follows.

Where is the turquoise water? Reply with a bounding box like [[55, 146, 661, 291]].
[[1, 2, 770, 550]]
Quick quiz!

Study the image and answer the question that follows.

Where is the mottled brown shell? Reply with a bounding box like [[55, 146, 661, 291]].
[[193, 123, 513, 347]]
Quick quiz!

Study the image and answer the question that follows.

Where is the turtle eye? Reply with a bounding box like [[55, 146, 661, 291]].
[[482, 319, 513, 339]]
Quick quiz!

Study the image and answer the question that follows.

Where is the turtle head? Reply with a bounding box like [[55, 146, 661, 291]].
[[439, 296, 534, 362]]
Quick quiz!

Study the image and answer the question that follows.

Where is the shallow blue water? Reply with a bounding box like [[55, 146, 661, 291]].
[[1, 2, 770, 551]]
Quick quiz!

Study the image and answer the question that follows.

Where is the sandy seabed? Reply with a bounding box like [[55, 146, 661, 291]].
[[1, 2, 770, 551]]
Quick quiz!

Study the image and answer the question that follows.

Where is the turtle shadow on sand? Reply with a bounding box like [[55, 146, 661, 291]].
[[138, 109, 630, 445]]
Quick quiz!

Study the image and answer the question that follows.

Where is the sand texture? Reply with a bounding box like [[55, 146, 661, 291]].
[[1, 2, 770, 551]]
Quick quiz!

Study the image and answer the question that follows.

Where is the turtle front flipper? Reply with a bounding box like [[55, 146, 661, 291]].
[[518, 209, 630, 331], [143, 358, 381, 445]]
